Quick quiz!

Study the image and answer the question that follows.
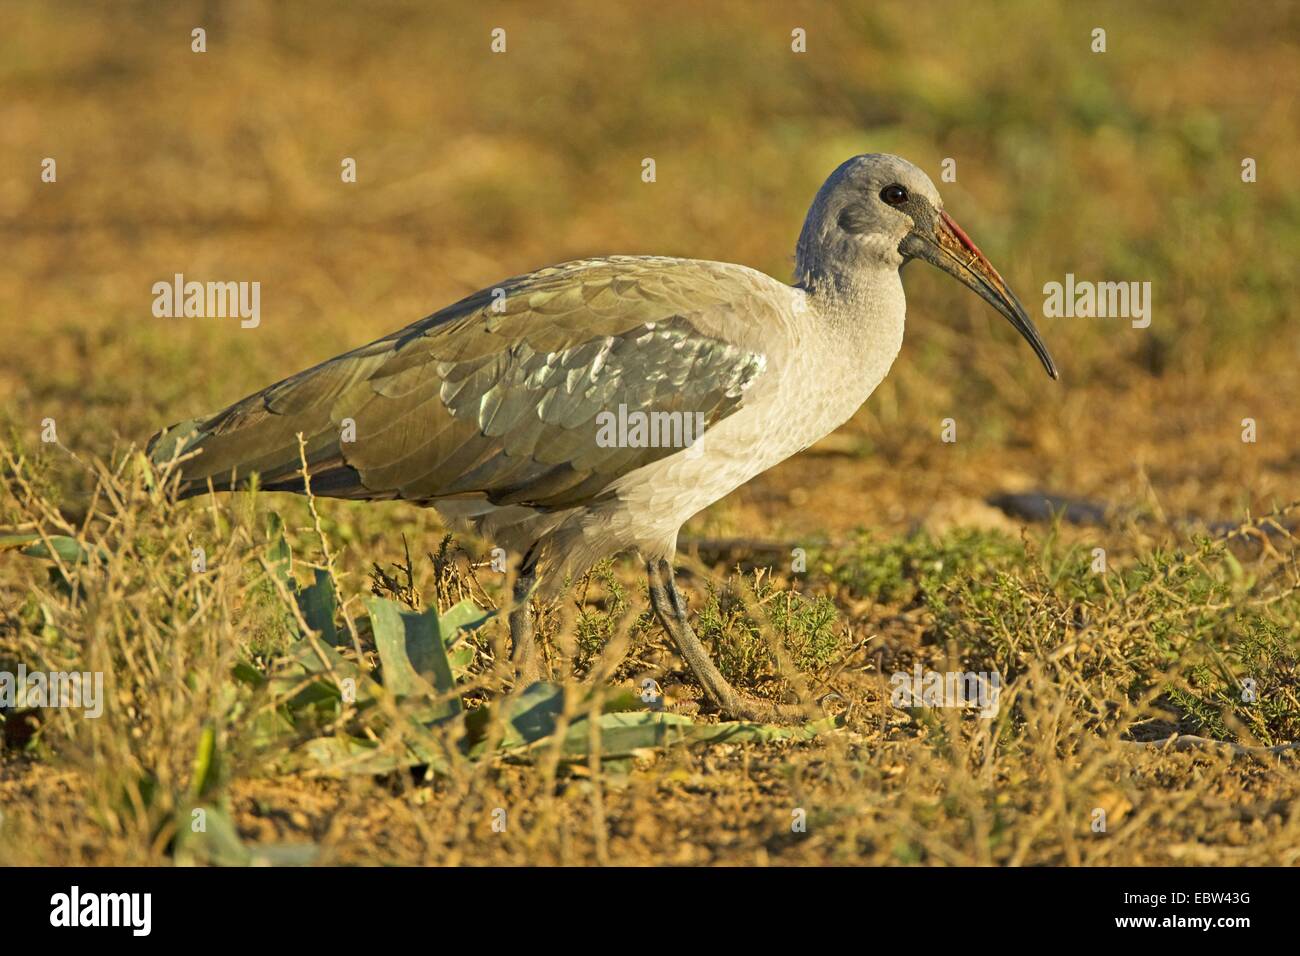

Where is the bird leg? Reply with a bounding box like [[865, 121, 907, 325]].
[[508, 559, 541, 687], [646, 558, 806, 723]]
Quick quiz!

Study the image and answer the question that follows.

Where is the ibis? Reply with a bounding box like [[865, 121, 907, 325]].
[[150, 153, 1057, 720]]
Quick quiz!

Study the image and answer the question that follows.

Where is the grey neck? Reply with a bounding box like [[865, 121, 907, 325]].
[[798, 247, 904, 334], [790, 233, 909, 401]]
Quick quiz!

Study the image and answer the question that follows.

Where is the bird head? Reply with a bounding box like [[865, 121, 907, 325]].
[[797, 153, 1057, 380]]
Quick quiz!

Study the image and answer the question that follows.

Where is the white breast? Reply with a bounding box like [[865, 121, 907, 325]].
[[608, 275, 907, 545]]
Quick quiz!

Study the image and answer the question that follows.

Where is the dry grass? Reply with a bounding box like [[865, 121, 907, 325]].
[[2, 0, 1299, 865]]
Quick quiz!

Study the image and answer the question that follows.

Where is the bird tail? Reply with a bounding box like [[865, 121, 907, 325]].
[[146, 406, 373, 502], [146, 417, 214, 499]]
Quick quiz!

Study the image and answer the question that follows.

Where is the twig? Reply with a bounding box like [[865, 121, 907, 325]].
[[295, 433, 363, 660]]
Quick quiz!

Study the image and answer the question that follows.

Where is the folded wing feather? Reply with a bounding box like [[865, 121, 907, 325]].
[[148, 257, 775, 512]]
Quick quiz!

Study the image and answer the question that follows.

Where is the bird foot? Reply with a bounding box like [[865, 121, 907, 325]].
[[712, 694, 815, 724]]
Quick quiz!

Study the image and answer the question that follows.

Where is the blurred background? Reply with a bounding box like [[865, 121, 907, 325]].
[[1, 0, 1298, 543]]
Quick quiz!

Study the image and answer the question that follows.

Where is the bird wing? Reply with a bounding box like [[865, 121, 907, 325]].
[[151, 256, 779, 511]]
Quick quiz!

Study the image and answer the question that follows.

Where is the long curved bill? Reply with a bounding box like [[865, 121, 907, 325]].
[[902, 209, 1058, 379]]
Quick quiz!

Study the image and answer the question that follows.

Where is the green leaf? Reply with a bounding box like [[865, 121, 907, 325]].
[[599, 687, 644, 713], [174, 804, 319, 867], [295, 568, 339, 645], [189, 723, 220, 800], [261, 640, 378, 743], [365, 596, 459, 720], [248, 707, 297, 749], [541, 711, 697, 758], [0, 533, 41, 552], [439, 600, 494, 642], [173, 805, 250, 867], [230, 661, 266, 688], [438, 600, 491, 675], [265, 512, 292, 582], [447, 644, 475, 674], [522, 711, 842, 760], [291, 732, 449, 778], [463, 682, 562, 753], [2, 533, 101, 564]]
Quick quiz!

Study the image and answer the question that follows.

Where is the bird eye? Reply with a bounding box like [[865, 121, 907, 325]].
[[880, 184, 909, 206]]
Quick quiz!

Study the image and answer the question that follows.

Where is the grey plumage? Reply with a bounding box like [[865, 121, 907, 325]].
[[151, 153, 1056, 719]]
